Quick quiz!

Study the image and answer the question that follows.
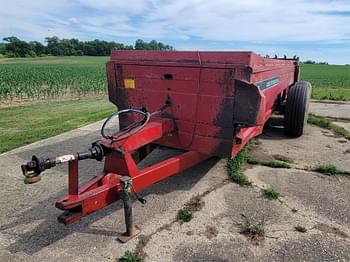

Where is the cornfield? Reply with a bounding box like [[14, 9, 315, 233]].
[[300, 64, 350, 89], [1, 57, 350, 101], [0, 57, 108, 100]]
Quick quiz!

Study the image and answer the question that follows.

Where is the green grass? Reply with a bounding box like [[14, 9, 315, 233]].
[[311, 164, 350, 176], [313, 164, 338, 175], [0, 97, 115, 153], [248, 158, 291, 169], [300, 64, 350, 101], [227, 145, 252, 186], [308, 113, 350, 140], [301, 64, 350, 89], [310, 88, 350, 101], [118, 250, 141, 262], [261, 188, 280, 200]]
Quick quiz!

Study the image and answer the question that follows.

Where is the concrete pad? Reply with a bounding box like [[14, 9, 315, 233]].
[[260, 122, 350, 172], [1, 102, 350, 261], [309, 101, 350, 119], [334, 121, 350, 133], [246, 166, 350, 226], [267, 234, 350, 262]]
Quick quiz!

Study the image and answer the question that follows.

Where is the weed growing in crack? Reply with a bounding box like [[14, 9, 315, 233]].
[[177, 195, 204, 223], [273, 154, 294, 163], [261, 188, 280, 200], [311, 164, 350, 176], [308, 113, 350, 140], [313, 164, 338, 175], [118, 250, 141, 262], [186, 195, 204, 211], [227, 145, 251, 186], [248, 158, 291, 169], [177, 208, 192, 223], [239, 214, 265, 242], [295, 225, 307, 233]]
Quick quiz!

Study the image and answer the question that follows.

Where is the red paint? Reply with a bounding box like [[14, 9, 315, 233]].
[[107, 51, 297, 158], [68, 160, 79, 196], [55, 121, 208, 224]]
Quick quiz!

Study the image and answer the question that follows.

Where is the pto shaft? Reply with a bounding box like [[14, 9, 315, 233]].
[[21, 143, 106, 184]]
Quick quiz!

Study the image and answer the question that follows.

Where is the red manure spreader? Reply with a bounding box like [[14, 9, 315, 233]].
[[21, 51, 311, 242]]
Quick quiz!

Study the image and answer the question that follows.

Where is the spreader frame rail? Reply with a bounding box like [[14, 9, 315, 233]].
[[55, 119, 209, 226]]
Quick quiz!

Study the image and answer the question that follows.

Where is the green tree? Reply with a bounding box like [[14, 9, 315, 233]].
[[1, 36, 174, 57], [135, 39, 174, 50], [45, 36, 60, 55], [3, 36, 32, 57], [0, 43, 5, 54], [29, 41, 45, 56]]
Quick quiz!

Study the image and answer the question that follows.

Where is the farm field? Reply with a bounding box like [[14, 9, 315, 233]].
[[0, 56, 349, 102], [0, 56, 349, 153], [300, 63, 350, 100], [0, 56, 109, 100]]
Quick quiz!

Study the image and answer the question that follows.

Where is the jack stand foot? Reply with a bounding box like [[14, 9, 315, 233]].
[[117, 225, 141, 243], [24, 175, 41, 184]]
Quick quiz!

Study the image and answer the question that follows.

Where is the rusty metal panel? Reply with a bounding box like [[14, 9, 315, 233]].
[[233, 80, 262, 127], [107, 51, 298, 158]]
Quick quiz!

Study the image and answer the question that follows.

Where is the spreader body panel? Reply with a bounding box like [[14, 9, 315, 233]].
[[107, 51, 298, 158]]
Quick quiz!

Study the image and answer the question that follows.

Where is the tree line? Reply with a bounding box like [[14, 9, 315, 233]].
[[302, 60, 328, 65], [0, 36, 175, 58]]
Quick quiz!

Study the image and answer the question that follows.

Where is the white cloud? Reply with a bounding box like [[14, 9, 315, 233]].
[[68, 17, 79, 26], [142, 0, 350, 42], [74, 0, 152, 14], [0, 0, 350, 62], [1, 0, 350, 42]]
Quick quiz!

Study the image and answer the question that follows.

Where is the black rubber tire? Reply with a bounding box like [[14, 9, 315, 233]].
[[284, 81, 312, 137]]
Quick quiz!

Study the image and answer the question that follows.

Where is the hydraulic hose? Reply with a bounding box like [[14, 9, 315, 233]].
[[101, 108, 150, 140]]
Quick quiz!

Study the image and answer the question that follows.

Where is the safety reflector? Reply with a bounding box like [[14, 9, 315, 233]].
[[124, 78, 135, 89]]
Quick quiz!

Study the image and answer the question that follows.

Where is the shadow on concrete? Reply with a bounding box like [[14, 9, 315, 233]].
[[260, 114, 298, 141]]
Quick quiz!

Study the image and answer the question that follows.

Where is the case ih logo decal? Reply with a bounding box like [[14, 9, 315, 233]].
[[256, 76, 280, 90]]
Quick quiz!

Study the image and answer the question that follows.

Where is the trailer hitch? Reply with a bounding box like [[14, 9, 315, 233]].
[[19, 105, 208, 242], [21, 143, 107, 184]]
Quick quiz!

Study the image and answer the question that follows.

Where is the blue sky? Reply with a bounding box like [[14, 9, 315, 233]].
[[1, 0, 350, 64]]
